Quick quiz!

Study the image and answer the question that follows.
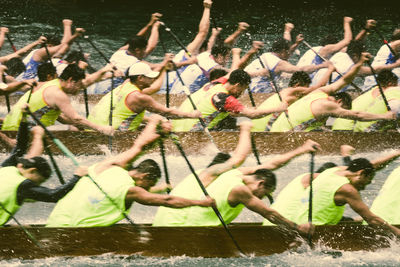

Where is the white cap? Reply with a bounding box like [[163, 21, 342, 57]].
[[128, 62, 159, 78]]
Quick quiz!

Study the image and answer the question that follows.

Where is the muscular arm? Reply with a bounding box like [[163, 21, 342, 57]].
[[229, 186, 298, 230], [200, 122, 252, 187], [128, 92, 198, 119], [319, 17, 353, 58], [322, 101, 394, 121], [126, 186, 212, 208], [336, 184, 400, 235], [275, 60, 327, 74]]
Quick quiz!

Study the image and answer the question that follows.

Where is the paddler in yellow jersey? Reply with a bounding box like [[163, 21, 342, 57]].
[[172, 68, 287, 132], [153, 122, 320, 237], [333, 70, 400, 131], [270, 52, 396, 132], [2, 63, 114, 135], [251, 63, 336, 132], [46, 115, 215, 227], [88, 54, 201, 131], [283, 155, 400, 237]]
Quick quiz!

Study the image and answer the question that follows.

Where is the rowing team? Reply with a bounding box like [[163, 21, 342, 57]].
[[1, 117, 400, 240], [0, 2, 399, 133]]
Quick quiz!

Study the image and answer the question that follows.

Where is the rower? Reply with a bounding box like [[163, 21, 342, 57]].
[[20, 19, 84, 80], [1, 64, 114, 135], [251, 63, 335, 132], [332, 70, 400, 131], [88, 59, 201, 131], [161, 0, 213, 92], [311, 39, 400, 91], [363, 27, 400, 91], [262, 144, 356, 225], [269, 53, 396, 132], [0, 118, 86, 226], [281, 155, 400, 236], [153, 122, 316, 236], [46, 115, 215, 227], [244, 37, 328, 93], [296, 17, 353, 80], [90, 14, 163, 94]]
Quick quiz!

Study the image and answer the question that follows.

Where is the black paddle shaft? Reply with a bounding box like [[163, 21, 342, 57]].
[[171, 135, 245, 255], [307, 151, 315, 247], [366, 61, 391, 111]]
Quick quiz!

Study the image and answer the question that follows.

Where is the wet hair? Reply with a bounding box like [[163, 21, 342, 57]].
[[333, 92, 352, 110], [347, 158, 375, 178], [211, 45, 231, 58], [42, 34, 61, 46], [59, 63, 85, 81], [346, 40, 366, 60], [127, 36, 148, 52], [320, 35, 339, 46], [207, 152, 231, 167], [253, 168, 276, 189], [64, 50, 86, 63], [316, 162, 337, 173], [18, 157, 52, 179], [376, 70, 398, 87], [130, 159, 161, 183], [271, 38, 290, 53], [209, 68, 228, 81], [227, 69, 251, 86], [4, 58, 26, 77], [391, 29, 400, 41], [37, 62, 56, 82], [288, 71, 312, 87]]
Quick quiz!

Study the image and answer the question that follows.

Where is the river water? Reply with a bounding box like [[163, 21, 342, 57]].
[[1, 0, 400, 266]]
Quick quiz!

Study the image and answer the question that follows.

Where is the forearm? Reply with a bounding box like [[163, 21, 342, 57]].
[[264, 209, 298, 230], [243, 107, 283, 119], [137, 24, 152, 37], [163, 195, 206, 208], [145, 25, 159, 57], [224, 30, 242, 47], [300, 64, 325, 73], [141, 70, 165, 95], [16, 40, 40, 57], [371, 150, 400, 170], [265, 146, 306, 170]]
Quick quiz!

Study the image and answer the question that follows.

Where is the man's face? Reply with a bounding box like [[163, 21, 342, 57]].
[[215, 53, 230, 66], [64, 78, 83, 95], [230, 83, 248, 98], [352, 171, 374, 191], [134, 48, 147, 60]]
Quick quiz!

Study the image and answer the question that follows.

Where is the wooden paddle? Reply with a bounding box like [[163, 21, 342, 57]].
[[170, 133, 245, 256]]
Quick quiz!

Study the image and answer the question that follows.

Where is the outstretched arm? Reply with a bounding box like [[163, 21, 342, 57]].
[[186, 0, 212, 55], [337, 184, 400, 236], [224, 22, 249, 47], [96, 115, 169, 171], [371, 150, 400, 171], [355, 19, 376, 42], [240, 139, 320, 174], [137, 12, 162, 37], [318, 52, 369, 95], [320, 17, 353, 58], [230, 185, 313, 236], [0, 27, 8, 50], [200, 121, 253, 187], [126, 186, 215, 208], [0, 36, 46, 64]]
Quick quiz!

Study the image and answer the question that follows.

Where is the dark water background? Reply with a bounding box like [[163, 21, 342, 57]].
[[1, 1, 400, 266]]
